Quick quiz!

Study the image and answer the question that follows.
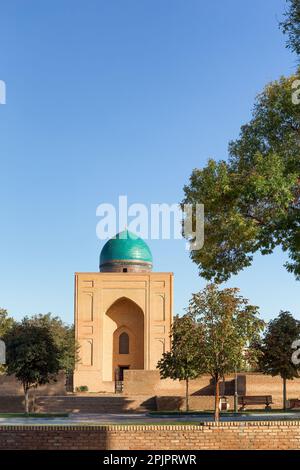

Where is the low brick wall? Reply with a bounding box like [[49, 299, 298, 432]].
[[0, 373, 67, 396], [156, 396, 234, 411], [34, 395, 156, 413], [124, 371, 300, 409], [0, 422, 300, 450], [0, 395, 157, 414]]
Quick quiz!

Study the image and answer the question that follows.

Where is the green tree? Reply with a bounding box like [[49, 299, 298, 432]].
[[157, 314, 203, 412], [258, 311, 300, 410], [0, 308, 14, 337], [280, 0, 300, 56], [24, 313, 79, 374], [182, 70, 300, 282], [188, 284, 264, 421], [3, 320, 60, 413]]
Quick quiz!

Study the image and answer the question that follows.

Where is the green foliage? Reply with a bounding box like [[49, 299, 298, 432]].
[[3, 319, 61, 411], [256, 310, 300, 409], [24, 313, 79, 373], [280, 0, 300, 56], [0, 308, 14, 337], [182, 71, 300, 282], [157, 314, 203, 411], [157, 314, 203, 382], [188, 284, 264, 379], [188, 284, 264, 420], [258, 311, 300, 380], [4, 319, 61, 386], [76, 385, 89, 392], [244, 338, 265, 372]]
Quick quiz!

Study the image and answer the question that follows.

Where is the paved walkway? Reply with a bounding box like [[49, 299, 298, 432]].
[[0, 412, 299, 426]]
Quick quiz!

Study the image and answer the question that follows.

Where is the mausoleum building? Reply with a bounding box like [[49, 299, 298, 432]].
[[74, 230, 173, 392]]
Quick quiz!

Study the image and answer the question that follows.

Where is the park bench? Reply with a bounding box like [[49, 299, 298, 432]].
[[238, 395, 273, 411]]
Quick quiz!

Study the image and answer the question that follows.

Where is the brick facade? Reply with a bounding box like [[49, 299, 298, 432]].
[[0, 422, 299, 450]]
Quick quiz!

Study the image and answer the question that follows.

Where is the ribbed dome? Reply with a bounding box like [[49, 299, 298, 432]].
[[99, 230, 152, 272]]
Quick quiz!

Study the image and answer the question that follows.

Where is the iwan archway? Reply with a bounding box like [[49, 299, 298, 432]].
[[104, 297, 144, 381]]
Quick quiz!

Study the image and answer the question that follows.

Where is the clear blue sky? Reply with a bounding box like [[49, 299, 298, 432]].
[[0, 0, 298, 324]]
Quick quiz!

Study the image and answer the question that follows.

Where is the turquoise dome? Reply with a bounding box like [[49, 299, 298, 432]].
[[100, 230, 152, 269]]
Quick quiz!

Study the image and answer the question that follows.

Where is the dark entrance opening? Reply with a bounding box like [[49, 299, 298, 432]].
[[119, 365, 129, 381]]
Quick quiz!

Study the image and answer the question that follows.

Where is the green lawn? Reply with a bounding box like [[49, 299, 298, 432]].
[[0, 413, 69, 418]]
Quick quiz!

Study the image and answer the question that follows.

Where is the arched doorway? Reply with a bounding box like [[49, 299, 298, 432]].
[[105, 297, 144, 381]]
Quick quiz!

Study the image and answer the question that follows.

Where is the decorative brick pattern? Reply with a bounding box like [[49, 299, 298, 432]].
[[0, 422, 299, 450]]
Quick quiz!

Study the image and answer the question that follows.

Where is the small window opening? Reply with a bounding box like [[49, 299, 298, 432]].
[[119, 332, 129, 354]]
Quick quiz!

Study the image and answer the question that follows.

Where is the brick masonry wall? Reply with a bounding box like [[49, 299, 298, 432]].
[[0, 422, 300, 450], [0, 395, 157, 413], [124, 371, 300, 409], [156, 395, 235, 411], [1, 370, 300, 412], [34, 395, 157, 413], [0, 372, 66, 396], [245, 374, 299, 409]]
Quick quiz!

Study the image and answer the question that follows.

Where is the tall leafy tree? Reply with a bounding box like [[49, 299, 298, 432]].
[[24, 313, 79, 374], [4, 320, 60, 413], [280, 0, 300, 56], [188, 284, 264, 421], [157, 314, 203, 412], [258, 311, 300, 410], [182, 70, 300, 282]]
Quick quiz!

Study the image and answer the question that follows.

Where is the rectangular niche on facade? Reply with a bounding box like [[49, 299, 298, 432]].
[[81, 339, 93, 366], [153, 281, 165, 288], [81, 326, 93, 335], [152, 338, 165, 366], [81, 293, 93, 322], [153, 294, 165, 321], [153, 325, 165, 334], [82, 280, 94, 288]]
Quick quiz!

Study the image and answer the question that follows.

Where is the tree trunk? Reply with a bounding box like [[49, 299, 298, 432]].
[[283, 377, 287, 411], [32, 387, 36, 412], [185, 378, 189, 412], [214, 376, 220, 422], [24, 387, 29, 414]]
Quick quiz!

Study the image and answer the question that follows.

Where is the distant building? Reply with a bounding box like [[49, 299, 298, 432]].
[[74, 230, 173, 392]]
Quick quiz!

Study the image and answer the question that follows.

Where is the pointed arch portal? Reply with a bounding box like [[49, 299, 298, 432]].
[[104, 297, 144, 381]]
